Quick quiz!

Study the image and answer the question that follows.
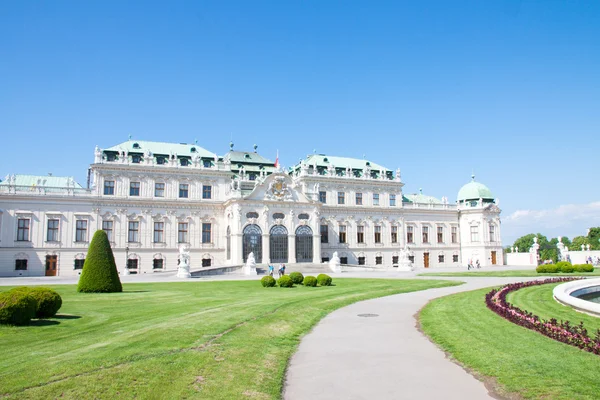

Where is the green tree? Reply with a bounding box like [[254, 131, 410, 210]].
[[570, 236, 589, 252], [77, 230, 122, 293], [587, 227, 600, 250], [513, 233, 549, 253]]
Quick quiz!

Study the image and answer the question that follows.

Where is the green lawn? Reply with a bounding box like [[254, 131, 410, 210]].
[[0, 278, 459, 399], [420, 269, 600, 277], [420, 283, 600, 400]]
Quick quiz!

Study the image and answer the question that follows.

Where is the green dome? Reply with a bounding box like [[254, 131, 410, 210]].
[[457, 176, 494, 202]]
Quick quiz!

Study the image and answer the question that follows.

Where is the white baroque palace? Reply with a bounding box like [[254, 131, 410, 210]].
[[0, 140, 503, 277]]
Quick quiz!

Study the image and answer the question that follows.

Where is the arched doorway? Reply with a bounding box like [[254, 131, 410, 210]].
[[270, 225, 288, 263], [243, 224, 262, 263], [296, 225, 313, 262]]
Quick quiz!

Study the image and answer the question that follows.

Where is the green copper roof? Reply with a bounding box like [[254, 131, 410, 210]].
[[224, 151, 274, 165], [299, 154, 390, 172], [403, 190, 442, 204], [457, 176, 494, 201], [0, 175, 83, 188], [105, 140, 217, 159]]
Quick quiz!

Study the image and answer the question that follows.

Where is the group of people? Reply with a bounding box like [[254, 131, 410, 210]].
[[586, 256, 600, 265], [268, 263, 286, 277], [467, 259, 480, 270]]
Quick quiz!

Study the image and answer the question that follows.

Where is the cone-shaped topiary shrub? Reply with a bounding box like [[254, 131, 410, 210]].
[[278, 275, 294, 288], [78, 230, 122, 293], [261, 276, 276, 287], [317, 273, 333, 286], [289, 272, 304, 285], [303, 275, 317, 287], [0, 290, 37, 325], [9, 287, 62, 318]]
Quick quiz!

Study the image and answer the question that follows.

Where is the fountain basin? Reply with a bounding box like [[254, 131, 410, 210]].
[[553, 278, 600, 317]]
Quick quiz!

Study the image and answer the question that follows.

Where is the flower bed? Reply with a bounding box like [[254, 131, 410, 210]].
[[486, 278, 600, 355]]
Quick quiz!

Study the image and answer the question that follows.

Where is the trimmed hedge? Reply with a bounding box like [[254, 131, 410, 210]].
[[289, 272, 304, 285], [573, 264, 594, 273], [0, 290, 37, 326], [261, 276, 276, 287], [559, 263, 575, 273], [317, 274, 332, 286], [10, 287, 62, 318], [555, 261, 572, 271], [78, 230, 122, 293], [278, 275, 294, 288], [303, 275, 317, 287], [537, 263, 594, 274]]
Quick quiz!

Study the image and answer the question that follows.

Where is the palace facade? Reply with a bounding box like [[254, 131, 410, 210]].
[[0, 140, 503, 277]]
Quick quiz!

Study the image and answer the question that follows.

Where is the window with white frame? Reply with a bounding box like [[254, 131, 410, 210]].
[[128, 221, 140, 242], [178, 222, 189, 243], [422, 226, 429, 243], [451, 226, 458, 243], [339, 225, 347, 243], [437, 226, 444, 243], [319, 191, 327, 203], [154, 222, 165, 243], [357, 225, 364, 243], [47, 219, 59, 242], [338, 192, 345, 205], [470, 226, 479, 242], [75, 220, 88, 242], [390, 194, 396, 207], [129, 182, 140, 196], [373, 193, 380, 206], [489, 225, 496, 242], [17, 218, 30, 241], [355, 193, 363, 205], [407, 226, 414, 244], [202, 223, 211, 243], [391, 226, 398, 243], [202, 185, 212, 199], [102, 220, 113, 241], [179, 183, 189, 198], [104, 180, 115, 195], [374, 225, 382, 243], [155, 182, 165, 197]]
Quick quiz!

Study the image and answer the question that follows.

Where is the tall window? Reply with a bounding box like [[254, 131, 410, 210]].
[[339, 225, 347, 244], [337, 192, 345, 205], [390, 194, 396, 207], [75, 220, 88, 242], [374, 226, 381, 243], [437, 226, 444, 243], [355, 193, 363, 205], [179, 183, 189, 198], [129, 182, 140, 196], [391, 226, 398, 243], [422, 226, 429, 243], [319, 191, 327, 203], [104, 180, 115, 195], [407, 226, 414, 244], [357, 226, 364, 243], [320, 224, 329, 243], [155, 183, 165, 197], [102, 220, 113, 242], [202, 223, 211, 243], [128, 221, 139, 242], [451, 227, 457, 243], [47, 219, 59, 242], [178, 222, 189, 243], [202, 185, 212, 199], [489, 225, 496, 242], [154, 222, 164, 243], [17, 219, 30, 241], [373, 193, 380, 206], [470, 226, 479, 242]]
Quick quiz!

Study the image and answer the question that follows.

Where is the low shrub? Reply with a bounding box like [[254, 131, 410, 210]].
[[289, 272, 304, 285], [555, 261, 572, 271], [278, 275, 294, 288], [559, 263, 575, 273], [303, 276, 317, 287], [573, 264, 595, 273], [317, 274, 332, 286], [545, 264, 559, 273], [261, 276, 276, 287], [10, 287, 62, 318], [0, 291, 37, 326], [536, 265, 547, 273]]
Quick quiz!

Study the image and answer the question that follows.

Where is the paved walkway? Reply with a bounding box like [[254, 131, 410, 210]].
[[284, 276, 532, 400]]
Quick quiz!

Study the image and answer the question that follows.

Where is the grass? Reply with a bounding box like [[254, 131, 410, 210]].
[[420, 283, 600, 400], [0, 278, 459, 399], [420, 269, 600, 277]]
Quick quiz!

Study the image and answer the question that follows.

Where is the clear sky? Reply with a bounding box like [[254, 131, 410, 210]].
[[1, 1, 599, 244]]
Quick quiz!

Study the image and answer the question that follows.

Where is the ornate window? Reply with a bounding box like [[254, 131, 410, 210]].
[[202, 223, 211, 243], [391, 226, 398, 243], [75, 220, 88, 242], [202, 185, 212, 199], [437, 226, 444, 243], [298, 213, 310, 220], [155, 183, 165, 197], [337, 192, 345, 205], [407, 226, 414, 244], [339, 225, 347, 244], [47, 219, 59, 242], [374, 226, 382, 243], [17, 218, 30, 241], [489, 225, 496, 242], [355, 193, 363, 205], [178, 223, 189, 243], [320, 224, 328, 243], [104, 180, 115, 195], [273, 213, 285, 220], [154, 222, 165, 243], [128, 221, 139, 243], [422, 226, 429, 243], [102, 220, 113, 242], [246, 211, 259, 219], [373, 193, 380, 206], [470, 226, 479, 243], [179, 183, 189, 198], [130, 182, 140, 196], [319, 191, 327, 203], [357, 225, 364, 244], [390, 194, 396, 207], [451, 227, 458, 243]]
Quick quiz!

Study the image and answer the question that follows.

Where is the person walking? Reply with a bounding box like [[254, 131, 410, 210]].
[[268, 264, 274, 277]]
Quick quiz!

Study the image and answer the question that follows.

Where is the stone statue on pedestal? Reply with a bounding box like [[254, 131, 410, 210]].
[[244, 252, 257, 276], [397, 245, 414, 272], [177, 244, 192, 278], [329, 251, 341, 273]]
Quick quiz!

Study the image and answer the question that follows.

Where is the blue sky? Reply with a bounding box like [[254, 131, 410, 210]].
[[1, 1, 599, 244]]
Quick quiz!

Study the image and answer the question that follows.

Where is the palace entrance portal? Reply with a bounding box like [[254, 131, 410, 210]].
[[295, 225, 313, 262], [270, 225, 288, 263], [243, 224, 262, 263]]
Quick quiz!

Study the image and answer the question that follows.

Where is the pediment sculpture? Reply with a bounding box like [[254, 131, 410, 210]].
[[265, 176, 293, 201]]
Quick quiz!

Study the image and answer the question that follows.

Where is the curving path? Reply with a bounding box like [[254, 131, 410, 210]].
[[284, 277, 533, 400]]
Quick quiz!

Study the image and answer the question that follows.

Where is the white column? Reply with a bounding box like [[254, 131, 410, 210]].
[[288, 234, 297, 263], [262, 233, 270, 264], [313, 234, 321, 263]]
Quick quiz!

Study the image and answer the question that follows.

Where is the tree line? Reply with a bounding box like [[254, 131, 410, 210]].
[[507, 228, 600, 262]]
